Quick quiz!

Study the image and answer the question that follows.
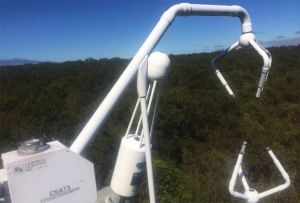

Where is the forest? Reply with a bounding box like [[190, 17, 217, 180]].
[[0, 45, 299, 202]]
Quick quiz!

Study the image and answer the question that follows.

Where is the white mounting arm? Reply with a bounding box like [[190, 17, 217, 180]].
[[211, 34, 272, 98], [229, 142, 290, 203], [137, 56, 156, 203], [249, 40, 272, 97], [211, 41, 240, 97], [229, 141, 248, 200], [70, 3, 254, 154], [258, 147, 290, 199], [239, 166, 250, 191]]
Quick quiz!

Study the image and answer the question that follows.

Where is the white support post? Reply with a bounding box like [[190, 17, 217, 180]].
[[239, 167, 250, 191], [229, 141, 248, 200], [137, 56, 156, 203]]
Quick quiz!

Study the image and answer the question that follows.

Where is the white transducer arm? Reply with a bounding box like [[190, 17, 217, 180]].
[[70, 3, 253, 154], [211, 41, 240, 96], [211, 34, 272, 98]]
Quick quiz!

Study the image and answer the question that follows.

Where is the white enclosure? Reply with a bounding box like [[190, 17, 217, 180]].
[[1, 141, 97, 203]]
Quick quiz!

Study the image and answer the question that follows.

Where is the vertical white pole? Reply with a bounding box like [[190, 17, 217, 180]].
[[140, 98, 156, 203]]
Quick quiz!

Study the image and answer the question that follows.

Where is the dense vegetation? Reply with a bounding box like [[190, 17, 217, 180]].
[[0, 46, 299, 202]]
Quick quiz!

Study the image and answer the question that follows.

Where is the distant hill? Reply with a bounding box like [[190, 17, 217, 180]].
[[0, 58, 41, 66]]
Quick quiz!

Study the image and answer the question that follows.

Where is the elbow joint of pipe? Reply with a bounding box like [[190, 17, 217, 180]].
[[249, 39, 271, 68], [211, 50, 228, 70], [260, 50, 271, 68], [229, 185, 247, 200], [229, 183, 235, 195], [283, 174, 291, 188], [263, 59, 271, 69], [232, 5, 252, 33], [162, 3, 192, 23]]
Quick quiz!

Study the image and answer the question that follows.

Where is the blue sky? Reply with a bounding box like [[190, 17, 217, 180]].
[[0, 0, 299, 61]]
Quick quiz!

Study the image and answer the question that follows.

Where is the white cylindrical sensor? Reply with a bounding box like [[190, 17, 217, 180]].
[[110, 135, 146, 197]]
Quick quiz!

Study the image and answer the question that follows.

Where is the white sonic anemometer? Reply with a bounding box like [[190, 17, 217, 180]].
[[0, 3, 290, 203], [229, 142, 290, 203]]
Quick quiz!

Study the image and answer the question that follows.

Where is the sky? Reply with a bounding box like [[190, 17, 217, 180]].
[[0, 0, 299, 62]]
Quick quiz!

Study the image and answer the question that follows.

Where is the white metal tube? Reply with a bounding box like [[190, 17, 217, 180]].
[[136, 56, 156, 203], [135, 82, 157, 136], [135, 115, 142, 136], [268, 149, 290, 185], [71, 3, 254, 154], [258, 148, 290, 199], [211, 41, 240, 71], [229, 142, 248, 200], [211, 41, 239, 96], [149, 84, 161, 141], [134, 84, 152, 136], [249, 39, 271, 98], [140, 98, 156, 203], [138, 81, 157, 144], [239, 166, 250, 191], [125, 98, 140, 137], [257, 41, 272, 63], [163, 4, 252, 33], [215, 70, 234, 96], [147, 81, 157, 115], [135, 56, 149, 135]]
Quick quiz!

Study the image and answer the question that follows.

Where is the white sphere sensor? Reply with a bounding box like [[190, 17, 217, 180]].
[[147, 52, 170, 81]]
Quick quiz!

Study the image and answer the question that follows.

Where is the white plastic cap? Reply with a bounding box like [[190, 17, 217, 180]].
[[148, 52, 170, 81]]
